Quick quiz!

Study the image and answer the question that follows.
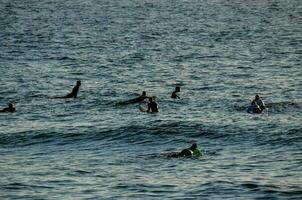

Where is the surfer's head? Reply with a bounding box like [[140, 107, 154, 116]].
[[175, 86, 180, 92], [148, 97, 153, 102], [190, 143, 197, 151], [142, 91, 147, 96], [8, 103, 13, 108], [76, 80, 81, 86], [255, 94, 260, 100]]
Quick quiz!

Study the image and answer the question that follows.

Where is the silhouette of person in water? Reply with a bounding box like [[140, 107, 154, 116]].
[[252, 94, 266, 111], [55, 81, 81, 99], [247, 94, 266, 113], [0, 103, 15, 113], [147, 97, 159, 113], [247, 101, 261, 114], [118, 91, 149, 105], [168, 143, 201, 158], [171, 86, 180, 99]]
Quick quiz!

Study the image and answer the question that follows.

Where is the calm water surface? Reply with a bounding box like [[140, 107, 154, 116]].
[[0, 0, 301, 199]]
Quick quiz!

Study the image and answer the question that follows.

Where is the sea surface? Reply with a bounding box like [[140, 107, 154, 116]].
[[0, 0, 301, 199]]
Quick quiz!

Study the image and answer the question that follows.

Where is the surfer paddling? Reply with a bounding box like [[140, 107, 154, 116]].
[[167, 143, 201, 158]]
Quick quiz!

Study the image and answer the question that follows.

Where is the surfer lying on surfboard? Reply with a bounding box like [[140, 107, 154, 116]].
[[118, 91, 150, 105], [166, 143, 201, 158]]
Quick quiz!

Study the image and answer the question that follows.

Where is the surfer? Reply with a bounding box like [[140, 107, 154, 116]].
[[147, 97, 159, 113], [168, 143, 201, 158], [171, 86, 180, 99], [252, 94, 266, 111], [55, 80, 81, 99], [247, 94, 266, 113], [118, 91, 149, 105], [0, 103, 15, 113], [65, 80, 81, 98]]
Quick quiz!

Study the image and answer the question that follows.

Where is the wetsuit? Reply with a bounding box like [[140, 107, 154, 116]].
[[171, 91, 179, 99], [66, 84, 80, 98], [0, 107, 15, 113], [168, 148, 200, 158], [147, 102, 159, 112], [247, 103, 261, 113], [255, 99, 265, 111]]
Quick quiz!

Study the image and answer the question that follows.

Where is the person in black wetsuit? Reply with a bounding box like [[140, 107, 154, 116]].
[[252, 94, 266, 112], [0, 103, 15, 113], [247, 94, 266, 113], [168, 143, 201, 158], [54, 80, 81, 99], [118, 91, 149, 105], [171, 86, 180, 99], [147, 97, 159, 113], [65, 80, 81, 98]]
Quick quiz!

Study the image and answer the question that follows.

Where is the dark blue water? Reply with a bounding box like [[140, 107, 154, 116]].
[[1, 0, 301, 199]]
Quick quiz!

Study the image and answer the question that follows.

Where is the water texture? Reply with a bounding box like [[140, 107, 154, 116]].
[[0, 0, 301, 199]]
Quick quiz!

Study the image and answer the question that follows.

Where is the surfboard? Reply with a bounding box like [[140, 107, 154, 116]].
[[139, 105, 147, 112]]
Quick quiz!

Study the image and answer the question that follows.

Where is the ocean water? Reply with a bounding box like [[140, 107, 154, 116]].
[[0, 0, 301, 199]]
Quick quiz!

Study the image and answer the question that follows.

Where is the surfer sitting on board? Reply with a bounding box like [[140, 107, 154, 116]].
[[171, 86, 180, 99], [252, 94, 266, 111], [55, 80, 81, 99], [167, 143, 201, 158], [247, 94, 266, 113], [65, 80, 81, 98], [0, 103, 15, 113]]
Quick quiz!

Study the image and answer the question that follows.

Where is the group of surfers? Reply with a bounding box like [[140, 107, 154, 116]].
[[1, 80, 266, 114], [0, 81, 179, 113], [1, 81, 267, 158], [117, 86, 180, 112]]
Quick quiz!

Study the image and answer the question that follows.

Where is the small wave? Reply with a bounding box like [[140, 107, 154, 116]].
[[0, 121, 229, 148], [266, 101, 301, 112], [57, 56, 76, 61], [3, 182, 54, 190], [241, 182, 259, 190], [239, 182, 302, 198]]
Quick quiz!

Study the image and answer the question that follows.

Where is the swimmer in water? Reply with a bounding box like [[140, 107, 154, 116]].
[[168, 143, 201, 158], [118, 91, 149, 105], [171, 86, 180, 99], [0, 103, 15, 113], [55, 80, 81, 99], [147, 97, 159, 113]]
